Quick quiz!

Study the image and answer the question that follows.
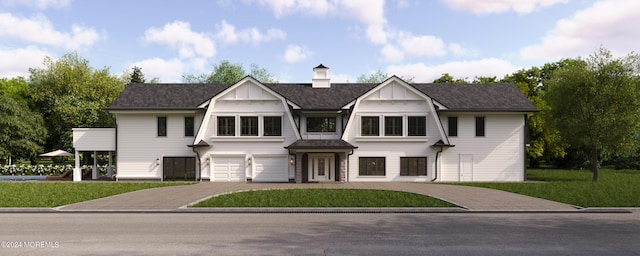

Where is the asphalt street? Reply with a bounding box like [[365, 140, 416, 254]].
[[1, 212, 638, 255]]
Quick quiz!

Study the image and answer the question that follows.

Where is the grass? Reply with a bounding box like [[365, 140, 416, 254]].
[[191, 188, 457, 208], [462, 168, 640, 207], [0, 182, 192, 207]]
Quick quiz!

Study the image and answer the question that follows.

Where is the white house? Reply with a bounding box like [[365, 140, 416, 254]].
[[76, 64, 537, 182]]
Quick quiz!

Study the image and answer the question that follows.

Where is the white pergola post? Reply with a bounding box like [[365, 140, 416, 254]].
[[92, 151, 98, 180], [73, 151, 81, 182], [107, 151, 113, 178]]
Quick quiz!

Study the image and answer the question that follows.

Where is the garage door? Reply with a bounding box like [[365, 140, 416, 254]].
[[253, 156, 288, 182], [212, 157, 244, 182]]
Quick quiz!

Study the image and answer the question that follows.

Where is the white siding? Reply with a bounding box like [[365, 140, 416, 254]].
[[195, 79, 298, 181], [72, 128, 115, 151], [438, 113, 526, 182], [116, 113, 198, 180], [344, 79, 446, 182]]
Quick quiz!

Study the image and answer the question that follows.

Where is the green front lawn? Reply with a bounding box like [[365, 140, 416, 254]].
[[0, 182, 191, 207], [463, 169, 640, 207], [191, 188, 458, 208]]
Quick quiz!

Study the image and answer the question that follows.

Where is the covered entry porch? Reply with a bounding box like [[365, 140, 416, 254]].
[[72, 128, 116, 181], [285, 139, 356, 183]]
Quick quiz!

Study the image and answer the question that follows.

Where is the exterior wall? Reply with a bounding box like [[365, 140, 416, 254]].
[[438, 113, 525, 182], [72, 128, 115, 151], [195, 80, 298, 181], [115, 112, 199, 180], [344, 80, 446, 182]]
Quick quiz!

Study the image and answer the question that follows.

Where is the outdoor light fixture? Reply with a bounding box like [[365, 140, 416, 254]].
[[156, 158, 160, 165], [247, 158, 252, 165], [206, 158, 210, 165], [289, 157, 295, 165]]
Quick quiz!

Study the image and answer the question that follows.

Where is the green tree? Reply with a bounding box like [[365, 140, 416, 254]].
[[545, 48, 640, 181], [0, 95, 47, 162], [129, 66, 146, 83], [502, 67, 567, 166], [432, 73, 468, 83], [29, 52, 126, 151], [182, 60, 275, 84], [357, 69, 413, 83]]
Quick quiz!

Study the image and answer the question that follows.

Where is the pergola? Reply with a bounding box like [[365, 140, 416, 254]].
[[72, 128, 116, 182]]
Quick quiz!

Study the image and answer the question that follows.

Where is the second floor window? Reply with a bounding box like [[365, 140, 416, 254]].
[[307, 117, 336, 132], [361, 116, 379, 136], [217, 116, 235, 136], [157, 117, 167, 137], [263, 116, 282, 136], [384, 116, 402, 136], [475, 116, 485, 137], [448, 116, 458, 137], [241, 116, 258, 136], [184, 116, 194, 137], [408, 116, 426, 136]]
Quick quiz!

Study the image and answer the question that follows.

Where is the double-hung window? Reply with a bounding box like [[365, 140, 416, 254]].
[[448, 116, 458, 137], [361, 116, 379, 136], [400, 157, 427, 176], [263, 116, 282, 136], [217, 116, 235, 136], [184, 116, 194, 137], [384, 116, 402, 136], [240, 116, 258, 136], [359, 157, 385, 176]]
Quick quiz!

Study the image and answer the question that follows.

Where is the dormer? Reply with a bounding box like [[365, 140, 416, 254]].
[[312, 64, 330, 88]]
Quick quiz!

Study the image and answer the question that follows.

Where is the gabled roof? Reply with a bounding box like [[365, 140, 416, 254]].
[[414, 83, 538, 112], [108, 82, 537, 113], [107, 83, 227, 110]]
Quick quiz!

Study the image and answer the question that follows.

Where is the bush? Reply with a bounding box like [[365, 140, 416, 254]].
[[0, 164, 116, 176]]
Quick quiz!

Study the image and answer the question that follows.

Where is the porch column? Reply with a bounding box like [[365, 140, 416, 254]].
[[295, 152, 303, 183], [339, 152, 347, 182], [92, 151, 98, 180], [73, 151, 81, 182]]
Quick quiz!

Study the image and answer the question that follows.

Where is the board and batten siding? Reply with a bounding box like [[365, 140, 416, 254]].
[[439, 113, 526, 182], [115, 112, 200, 180], [195, 79, 298, 181], [343, 80, 446, 182]]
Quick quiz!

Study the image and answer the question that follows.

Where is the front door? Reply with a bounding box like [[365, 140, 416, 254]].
[[308, 154, 334, 182], [459, 154, 473, 182]]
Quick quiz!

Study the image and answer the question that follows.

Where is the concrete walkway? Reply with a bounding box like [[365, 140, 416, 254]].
[[58, 182, 579, 212]]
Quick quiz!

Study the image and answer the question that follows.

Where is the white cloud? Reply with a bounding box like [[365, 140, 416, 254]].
[[381, 44, 404, 62], [0, 46, 50, 78], [520, 0, 640, 61], [214, 20, 286, 46], [283, 44, 312, 63], [0, 0, 71, 9], [441, 0, 568, 15], [246, 0, 388, 44], [387, 58, 519, 82], [129, 58, 185, 83], [143, 21, 216, 59], [0, 13, 101, 49], [380, 31, 469, 62], [331, 73, 357, 83]]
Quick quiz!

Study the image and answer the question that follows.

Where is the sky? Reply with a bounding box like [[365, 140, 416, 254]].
[[1, 0, 639, 83]]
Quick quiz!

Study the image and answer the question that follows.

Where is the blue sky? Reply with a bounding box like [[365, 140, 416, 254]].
[[1, 0, 638, 83]]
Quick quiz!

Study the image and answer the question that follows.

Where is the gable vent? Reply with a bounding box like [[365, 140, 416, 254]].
[[312, 64, 330, 88]]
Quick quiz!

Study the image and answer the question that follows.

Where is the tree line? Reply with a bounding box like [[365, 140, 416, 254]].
[[2, 48, 639, 181]]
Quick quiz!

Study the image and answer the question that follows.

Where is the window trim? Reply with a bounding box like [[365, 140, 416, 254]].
[[157, 116, 167, 137], [400, 157, 427, 176]]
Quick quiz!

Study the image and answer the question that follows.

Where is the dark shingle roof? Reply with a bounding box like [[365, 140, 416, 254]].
[[108, 83, 227, 110], [108, 82, 536, 113], [266, 83, 376, 109], [285, 139, 357, 149], [413, 83, 538, 112]]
